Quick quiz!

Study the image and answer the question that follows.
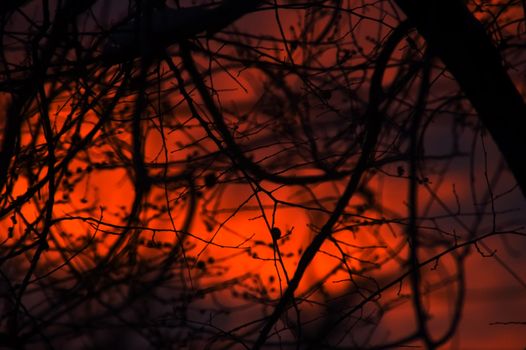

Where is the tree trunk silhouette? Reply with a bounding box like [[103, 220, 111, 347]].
[[396, 0, 526, 196]]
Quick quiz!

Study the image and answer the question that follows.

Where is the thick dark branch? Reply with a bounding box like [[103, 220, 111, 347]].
[[102, 0, 264, 64], [395, 0, 526, 197]]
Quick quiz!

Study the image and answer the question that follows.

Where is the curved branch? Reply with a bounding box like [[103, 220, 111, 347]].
[[251, 21, 413, 349]]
